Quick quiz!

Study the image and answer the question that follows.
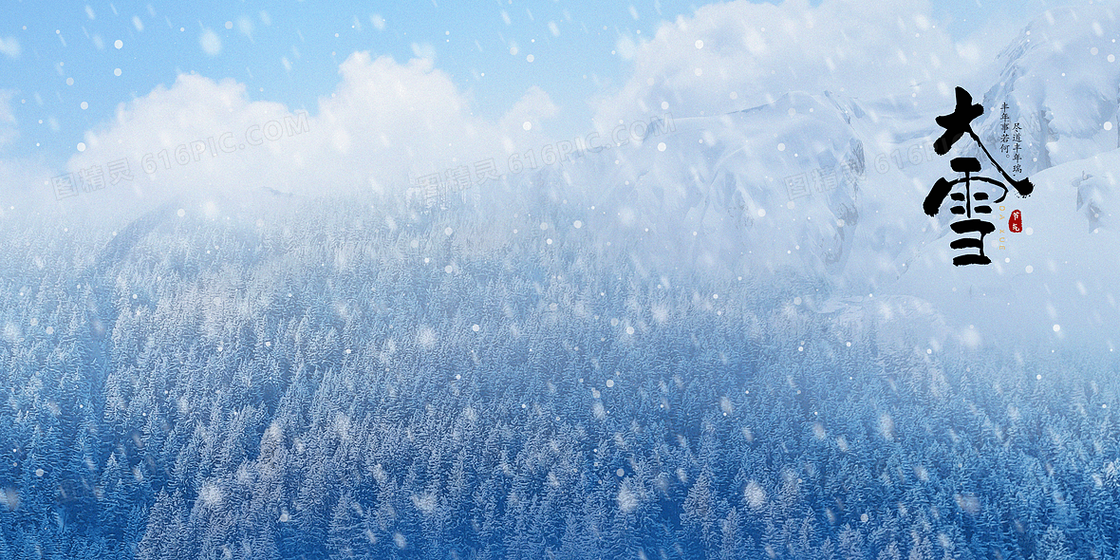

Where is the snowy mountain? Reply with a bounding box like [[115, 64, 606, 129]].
[[894, 4, 1120, 348], [8, 4, 1120, 559], [29, 1, 1116, 356], [496, 91, 866, 281], [463, 4, 1120, 351], [976, 3, 1120, 176]]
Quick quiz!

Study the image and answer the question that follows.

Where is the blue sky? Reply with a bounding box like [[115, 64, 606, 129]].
[[0, 0, 1079, 194], [2, 0, 713, 167]]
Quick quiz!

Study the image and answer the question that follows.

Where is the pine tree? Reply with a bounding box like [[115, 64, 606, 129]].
[[326, 492, 373, 559], [136, 489, 185, 560], [681, 472, 718, 558], [1035, 525, 1074, 560]]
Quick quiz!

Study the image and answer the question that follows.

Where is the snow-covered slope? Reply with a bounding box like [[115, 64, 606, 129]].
[[976, 4, 1120, 175], [888, 4, 1120, 348], [480, 3, 1120, 349], [499, 91, 868, 283], [894, 148, 1120, 349], [27, 2, 1120, 353]]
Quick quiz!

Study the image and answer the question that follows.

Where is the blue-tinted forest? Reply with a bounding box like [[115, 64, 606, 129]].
[[0, 198, 1117, 560]]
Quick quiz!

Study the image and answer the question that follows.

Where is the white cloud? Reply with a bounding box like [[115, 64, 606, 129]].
[[0, 91, 54, 209], [237, 17, 254, 39], [498, 85, 559, 133], [66, 73, 290, 207], [615, 35, 639, 61], [62, 53, 557, 215], [0, 90, 17, 149], [593, 0, 993, 126], [0, 158, 52, 210], [410, 42, 437, 62], [0, 36, 20, 59], [199, 29, 222, 56]]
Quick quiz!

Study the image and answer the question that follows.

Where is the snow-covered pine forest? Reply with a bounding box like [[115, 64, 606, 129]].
[[7, 2, 1120, 559], [1, 195, 1117, 560]]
